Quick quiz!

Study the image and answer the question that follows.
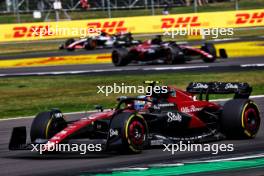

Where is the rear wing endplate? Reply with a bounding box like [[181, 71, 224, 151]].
[[186, 82, 252, 100]]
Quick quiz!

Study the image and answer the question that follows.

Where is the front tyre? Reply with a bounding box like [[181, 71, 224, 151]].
[[65, 38, 75, 51], [30, 109, 67, 142], [221, 99, 260, 139], [201, 43, 216, 63], [108, 112, 148, 154]]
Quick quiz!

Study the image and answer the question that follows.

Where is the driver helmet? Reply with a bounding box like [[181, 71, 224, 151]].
[[134, 95, 147, 111], [151, 35, 162, 45]]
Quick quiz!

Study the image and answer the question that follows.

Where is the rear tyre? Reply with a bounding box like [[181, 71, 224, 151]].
[[85, 38, 97, 50], [65, 38, 75, 51], [219, 49, 228, 58], [201, 43, 216, 63], [112, 48, 130, 66], [30, 109, 67, 142], [221, 99, 260, 139]]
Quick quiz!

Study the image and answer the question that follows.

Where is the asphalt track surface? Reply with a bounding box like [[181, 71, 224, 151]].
[[0, 56, 264, 77], [0, 37, 263, 77], [0, 37, 263, 60], [0, 97, 263, 176]]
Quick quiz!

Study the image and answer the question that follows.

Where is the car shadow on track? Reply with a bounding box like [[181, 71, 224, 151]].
[[3, 151, 120, 160]]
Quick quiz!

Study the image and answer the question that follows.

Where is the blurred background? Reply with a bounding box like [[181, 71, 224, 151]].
[[0, 0, 263, 23]]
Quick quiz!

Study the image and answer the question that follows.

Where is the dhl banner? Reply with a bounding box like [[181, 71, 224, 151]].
[[0, 9, 263, 42]]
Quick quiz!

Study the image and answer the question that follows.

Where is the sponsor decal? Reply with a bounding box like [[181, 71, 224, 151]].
[[13, 25, 53, 38], [87, 20, 127, 33], [109, 128, 119, 137], [193, 83, 209, 89], [161, 16, 201, 28], [181, 105, 202, 113], [235, 12, 264, 25], [157, 103, 175, 107], [167, 112, 182, 122], [150, 140, 164, 146], [1, 9, 262, 42], [225, 83, 239, 89], [153, 103, 175, 110]]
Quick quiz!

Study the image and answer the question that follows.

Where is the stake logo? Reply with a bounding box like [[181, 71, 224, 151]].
[[167, 112, 182, 122], [161, 16, 202, 29], [87, 20, 127, 33], [225, 83, 238, 89]]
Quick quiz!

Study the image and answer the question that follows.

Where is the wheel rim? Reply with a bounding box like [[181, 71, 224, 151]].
[[244, 107, 260, 135], [46, 118, 66, 139], [45, 120, 57, 138], [128, 120, 145, 145]]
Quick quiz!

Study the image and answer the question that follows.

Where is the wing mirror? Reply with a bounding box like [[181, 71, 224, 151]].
[[95, 105, 104, 112]]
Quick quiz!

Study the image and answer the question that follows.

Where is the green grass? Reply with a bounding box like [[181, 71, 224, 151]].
[[0, 70, 264, 119], [0, 40, 62, 56], [1, 0, 263, 24]]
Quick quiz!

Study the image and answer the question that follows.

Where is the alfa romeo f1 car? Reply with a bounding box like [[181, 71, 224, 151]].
[[9, 81, 260, 154], [112, 36, 228, 66], [59, 32, 140, 51]]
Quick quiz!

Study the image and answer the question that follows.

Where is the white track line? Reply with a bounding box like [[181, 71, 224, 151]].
[[186, 153, 264, 164], [150, 163, 184, 167], [210, 94, 264, 102], [112, 153, 264, 171], [0, 110, 100, 121], [0, 66, 209, 77], [241, 63, 264, 67], [143, 66, 208, 71], [1, 62, 264, 77], [112, 167, 149, 171]]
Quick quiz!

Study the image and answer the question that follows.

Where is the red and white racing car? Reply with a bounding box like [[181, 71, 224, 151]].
[[112, 36, 227, 66], [9, 81, 260, 154]]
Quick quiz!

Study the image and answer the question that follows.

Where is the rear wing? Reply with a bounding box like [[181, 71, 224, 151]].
[[186, 82, 252, 100]]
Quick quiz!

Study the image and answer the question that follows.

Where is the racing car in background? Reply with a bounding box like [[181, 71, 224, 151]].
[[9, 81, 260, 154], [112, 35, 228, 66], [59, 32, 141, 51]]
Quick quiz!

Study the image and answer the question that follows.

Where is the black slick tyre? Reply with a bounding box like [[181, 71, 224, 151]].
[[221, 99, 260, 139]]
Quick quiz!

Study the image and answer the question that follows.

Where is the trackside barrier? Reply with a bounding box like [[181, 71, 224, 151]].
[[0, 9, 263, 42]]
